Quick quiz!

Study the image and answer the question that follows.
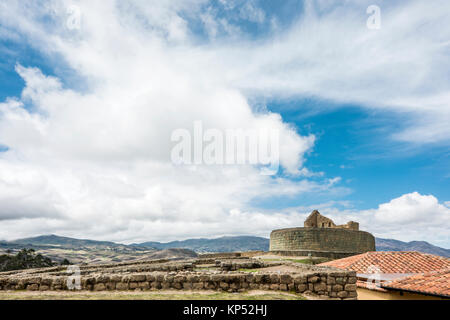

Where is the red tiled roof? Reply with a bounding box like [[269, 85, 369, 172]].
[[381, 268, 450, 297], [318, 251, 450, 274], [356, 280, 388, 292]]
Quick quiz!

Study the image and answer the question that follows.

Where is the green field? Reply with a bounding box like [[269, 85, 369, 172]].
[[0, 290, 306, 300]]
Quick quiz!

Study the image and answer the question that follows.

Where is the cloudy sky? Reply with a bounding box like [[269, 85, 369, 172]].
[[0, 0, 449, 247]]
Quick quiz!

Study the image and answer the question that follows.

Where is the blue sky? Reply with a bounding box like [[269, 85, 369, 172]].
[[268, 100, 450, 209], [0, 0, 448, 247]]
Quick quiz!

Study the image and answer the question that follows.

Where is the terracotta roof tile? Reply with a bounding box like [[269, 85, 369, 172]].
[[318, 251, 450, 274], [356, 280, 388, 292], [381, 268, 450, 297]]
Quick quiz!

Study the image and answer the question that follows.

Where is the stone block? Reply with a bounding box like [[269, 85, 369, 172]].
[[347, 277, 357, 284], [96, 275, 109, 283], [269, 284, 279, 290], [219, 282, 229, 290], [129, 282, 138, 290], [161, 282, 171, 290], [27, 284, 39, 291], [345, 284, 357, 291], [192, 282, 204, 290], [297, 284, 307, 292], [116, 282, 128, 290], [230, 283, 240, 291], [248, 283, 257, 290], [187, 275, 198, 283], [139, 282, 150, 290], [293, 275, 306, 284], [111, 275, 122, 282], [330, 272, 346, 277], [211, 274, 223, 282], [41, 278, 53, 286], [172, 282, 182, 290], [260, 284, 270, 290], [106, 282, 116, 290], [93, 283, 106, 291], [332, 284, 343, 292], [270, 274, 280, 284], [156, 274, 165, 282], [280, 274, 292, 284], [27, 277, 41, 285], [314, 282, 327, 292], [130, 274, 146, 282]]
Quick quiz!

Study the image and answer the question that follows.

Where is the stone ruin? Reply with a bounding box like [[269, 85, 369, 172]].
[[270, 210, 376, 258], [304, 210, 359, 230], [0, 256, 358, 300]]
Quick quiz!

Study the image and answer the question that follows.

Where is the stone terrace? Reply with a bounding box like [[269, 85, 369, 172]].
[[0, 257, 357, 300]]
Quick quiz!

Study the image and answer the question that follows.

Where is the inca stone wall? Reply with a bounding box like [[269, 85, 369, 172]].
[[270, 227, 375, 257], [0, 259, 357, 300]]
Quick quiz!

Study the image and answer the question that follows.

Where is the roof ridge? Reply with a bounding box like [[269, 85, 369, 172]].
[[381, 268, 450, 298]]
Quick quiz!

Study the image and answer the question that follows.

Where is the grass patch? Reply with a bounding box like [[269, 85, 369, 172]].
[[288, 258, 331, 265], [193, 267, 216, 272], [258, 256, 332, 265], [238, 268, 259, 273], [0, 290, 306, 300], [289, 259, 314, 264]]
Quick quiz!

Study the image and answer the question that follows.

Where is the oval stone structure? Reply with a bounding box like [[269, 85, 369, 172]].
[[269, 210, 376, 259]]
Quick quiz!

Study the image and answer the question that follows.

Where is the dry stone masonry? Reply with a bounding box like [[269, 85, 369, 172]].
[[0, 257, 357, 300], [270, 210, 375, 258]]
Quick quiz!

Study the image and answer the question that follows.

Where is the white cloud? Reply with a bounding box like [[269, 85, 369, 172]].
[[303, 192, 450, 248], [373, 192, 449, 224], [0, 0, 324, 242], [0, 1, 448, 243], [214, 0, 450, 144], [239, 1, 265, 23]]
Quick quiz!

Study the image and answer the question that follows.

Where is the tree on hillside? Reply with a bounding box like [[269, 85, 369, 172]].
[[0, 249, 55, 272], [60, 258, 72, 265]]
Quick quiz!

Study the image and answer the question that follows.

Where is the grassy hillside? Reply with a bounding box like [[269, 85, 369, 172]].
[[0, 235, 194, 264], [135, 236, 270, 253], [1, 235, 447, 265], [376, 238, 450, 257]]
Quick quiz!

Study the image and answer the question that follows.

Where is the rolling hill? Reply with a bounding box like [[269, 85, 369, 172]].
[[375, 238, 450, 257], [135, 236, 270, 253], [136, 236, 449, 257], [1, 235, 448, 264], [10, 234, 133, 249], [0, 235, 157, 264]]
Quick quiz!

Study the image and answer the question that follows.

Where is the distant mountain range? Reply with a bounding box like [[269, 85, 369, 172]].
[[135, 236, 449, 257], [10, 234, 131, 250], [375, 238, 450, 257], [1, 235, 448, 261], [0, 235, 179, 264], [133, 236, 270, 253]]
